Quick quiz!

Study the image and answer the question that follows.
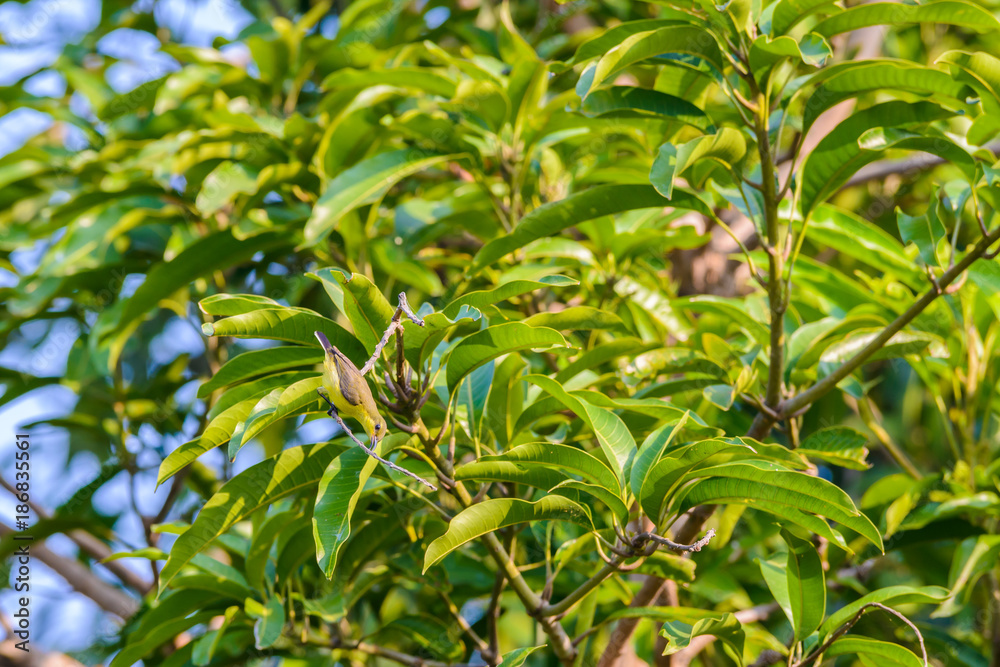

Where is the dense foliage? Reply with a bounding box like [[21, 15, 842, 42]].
[[2, 0, 1000, 666]]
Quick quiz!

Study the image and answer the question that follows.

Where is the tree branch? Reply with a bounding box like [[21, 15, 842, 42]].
[[421, 445, 577, 664], [748, 223, 1000, 439]]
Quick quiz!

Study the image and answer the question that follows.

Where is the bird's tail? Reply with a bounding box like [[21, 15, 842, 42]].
[[314, 331, 334, 354]]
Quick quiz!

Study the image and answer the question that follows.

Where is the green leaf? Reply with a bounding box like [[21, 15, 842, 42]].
[[97, 230, 287, 346], [423, 496, 594, 572], [639, 439, 803, 521], [314, 446, 380, 578], [630, 417, 689, 502], [197, 346, 323, 398], [797, 427, 871, 470], [759, 556, 792, 627], [748, 34, 830, 76], [968, 114, 1000, 145], [634, 550, 697, 583], [446, 323, 567, 393], [309, 268, 396, 355], [802, 61, 970, 134], [803, 205, 925, 288], [158, 397, 261, 486], [587, 26, 725, 94], [245, 509, 300, 591], [651, 128, 747, 200], [581, 87, 711, 131], [824, 637, 923, 667], [208, 371, 318, 421], [472, 184, 710, 271], [191, 606, 238, 666], [477, 442, 621, 492], [551, 480, 630, 524], [670, 461, 883, 550], [897, 206, 948, 267], [203, 307, 366, 361], [819, 586, 949, 637], [196, 161, 258, 215], [660, 614, 744, 665], [482, 353, 526, 447], [158, 443, 344, 592], [497, 645, 546, 667], [525, 375, 636, 485], [568, 19, 682, 65], [858, 128, 976, 180], [935, 535, 1000, 618], [800, 102, 955, 215], [304, 149, 461, 245], [556, 337, 660, 383], [523, 306, 629, 334], [102, 547, 168, 562], [246, 596, 285, 649], [782, 529, 826, 641], [454, 459, 570, 490], [374, 615, 465, 662], [199, 293, 289, 316], [813, 1, 1000, 37], [444, 275, 578, 318], [228, 376, 324, 461], [768, 0, 838, 36], [672, 295, 770, 343], [321, 67, 457, 97], [820, 329, 943, 364], [111, 612, 217, 667], [403, 306, 482, 369]]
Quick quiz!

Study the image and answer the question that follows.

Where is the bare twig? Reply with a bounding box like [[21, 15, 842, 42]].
[[632, 529, 716, 553], [318, 390, 436, 490], [360, 293, 425, 376]]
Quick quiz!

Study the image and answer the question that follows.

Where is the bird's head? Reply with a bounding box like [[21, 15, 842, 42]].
[[369, 413, 389, 449]]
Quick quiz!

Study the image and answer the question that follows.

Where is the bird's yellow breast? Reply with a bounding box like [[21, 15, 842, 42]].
[[322, 354, 377, 437]]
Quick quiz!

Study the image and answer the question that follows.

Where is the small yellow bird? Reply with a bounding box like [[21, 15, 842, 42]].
[[314, 332, 388, 448]]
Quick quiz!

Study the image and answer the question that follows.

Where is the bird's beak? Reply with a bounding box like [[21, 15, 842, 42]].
[[370, 432, 379, 450], [314, 331, 333, 354]]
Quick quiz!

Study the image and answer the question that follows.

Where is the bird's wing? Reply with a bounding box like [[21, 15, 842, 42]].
[[332, 348, 366, 406]]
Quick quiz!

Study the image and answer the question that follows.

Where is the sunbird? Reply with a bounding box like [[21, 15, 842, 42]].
[[314, 332, 388, 448]]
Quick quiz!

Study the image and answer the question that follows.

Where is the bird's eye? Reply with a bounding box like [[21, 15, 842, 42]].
[[375, 424, 381, 431]]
